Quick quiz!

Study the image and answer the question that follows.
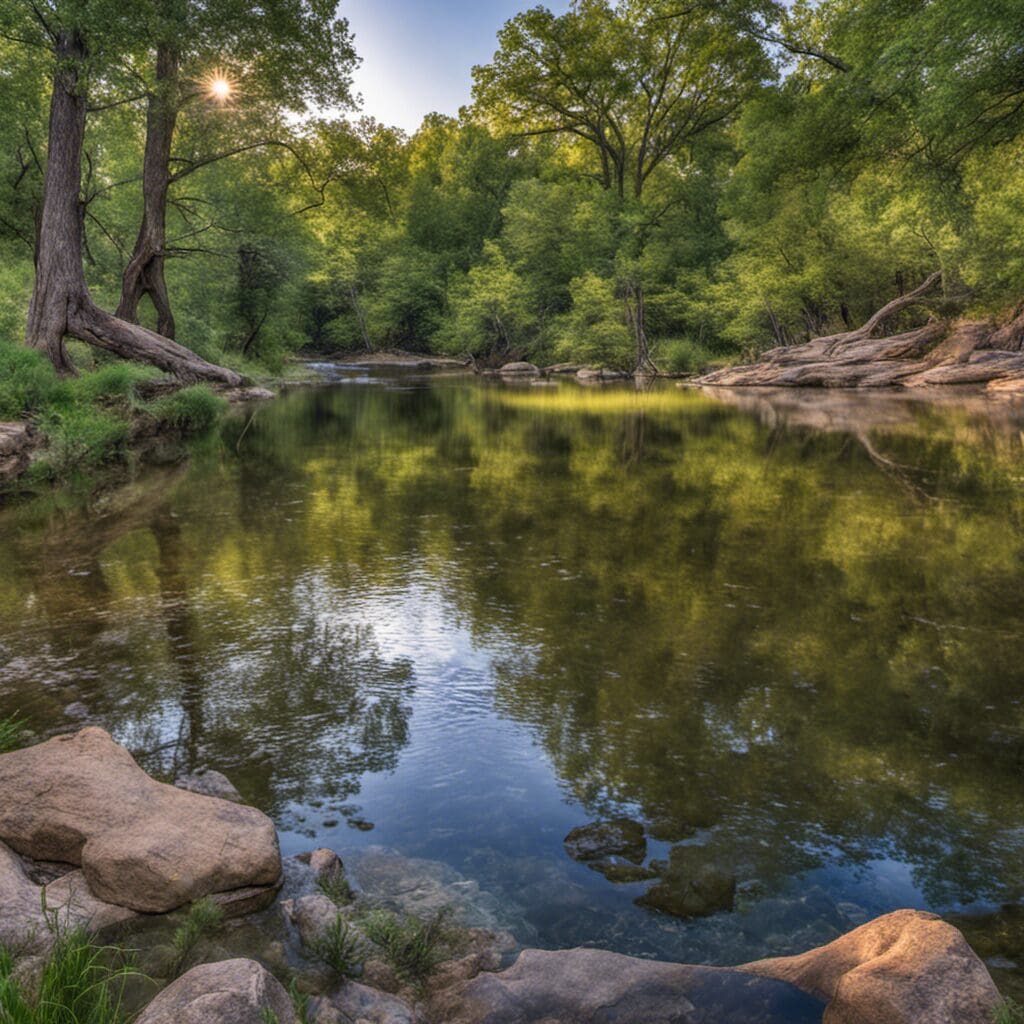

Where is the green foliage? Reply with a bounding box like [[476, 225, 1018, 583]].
[[995, 999, 1024, 1024], [655, 338, 719, 376], [316, 869, 354, 907], [552, 274, 632, 370], [170, 898, 224, 976], [0, 929, 135, 1024], [34, 407, 131, 482], [0, 343, 69, 421], [359, 907, 460, 985], [310, 916, 364, 980], [144, 386, 228, 433], [0, 713, 25, 754]]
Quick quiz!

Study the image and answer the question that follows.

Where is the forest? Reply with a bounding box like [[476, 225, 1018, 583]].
[[2, 0, 1023, 393]]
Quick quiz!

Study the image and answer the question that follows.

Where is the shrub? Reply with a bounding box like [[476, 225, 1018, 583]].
[[35, 406, 130, 480], [311, 916, 364, 980], [359, 907, 460, 985], [170, 898, 224, 976], [654, 337, 717, 375], [317, 869, 354, 907], [144, 386, 227, 433]]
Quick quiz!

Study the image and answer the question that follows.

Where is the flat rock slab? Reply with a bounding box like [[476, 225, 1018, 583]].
[[135, 959, 297, 1024], [0, 840, 136, 954], [432, 947, 824, 1024], [0, 728, 281, 913]]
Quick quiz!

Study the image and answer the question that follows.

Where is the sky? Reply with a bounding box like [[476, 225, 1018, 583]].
[[342, 0, 569, 134]]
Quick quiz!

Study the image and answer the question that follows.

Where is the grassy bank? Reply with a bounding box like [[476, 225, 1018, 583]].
[[0, 339, 229, 486]]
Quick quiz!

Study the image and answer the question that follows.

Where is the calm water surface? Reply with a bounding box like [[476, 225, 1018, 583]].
[[2, 372, 1024, 987]]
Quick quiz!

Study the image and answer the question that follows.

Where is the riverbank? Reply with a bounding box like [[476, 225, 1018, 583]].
[[0, 727, 1006, 1024]]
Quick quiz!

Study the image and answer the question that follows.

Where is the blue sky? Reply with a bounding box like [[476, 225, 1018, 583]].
[[342, 0, 569, 133]]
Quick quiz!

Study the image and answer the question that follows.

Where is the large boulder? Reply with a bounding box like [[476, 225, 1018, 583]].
[[741, 909, 1000, 1024], [430, 947, 824, 1024], [0, 840, 137, 954], [498, 362, 540, 375], [0, 728, 281, 913], [135, 959, 297, 1024]]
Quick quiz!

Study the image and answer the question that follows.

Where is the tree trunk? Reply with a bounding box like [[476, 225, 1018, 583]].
[[625, 283, 658, 375], [26, 32, 241, 386], [116, 42, 179, 338]]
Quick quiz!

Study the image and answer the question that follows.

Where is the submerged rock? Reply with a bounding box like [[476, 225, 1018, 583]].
[[0, 727, 281, 913], [135, 959, 297, 1024], [313, 982, 415, 1023], [564, 818, 646, 864], [590, 860, 658, 884], [741, 908, 1000, 1024], [430, 947, 824, 1024], [637, 847, 736, 919]]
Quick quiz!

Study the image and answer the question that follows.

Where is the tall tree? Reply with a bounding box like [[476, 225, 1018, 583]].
[[6, 0, 242, 381], [116, 0, 357, 338]]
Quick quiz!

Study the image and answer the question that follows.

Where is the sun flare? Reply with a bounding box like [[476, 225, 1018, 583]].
[[205, 72, 233, 103]]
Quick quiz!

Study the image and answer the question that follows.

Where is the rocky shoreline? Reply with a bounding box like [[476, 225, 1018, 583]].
[[0, 727, 1004, 1023]]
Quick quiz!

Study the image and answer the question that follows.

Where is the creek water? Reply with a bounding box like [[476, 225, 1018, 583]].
[[2, 369, 1023, 993]]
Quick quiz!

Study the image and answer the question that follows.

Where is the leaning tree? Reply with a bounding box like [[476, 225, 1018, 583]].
[[7, 0, 242, 381], [115, 0, 357, 339]]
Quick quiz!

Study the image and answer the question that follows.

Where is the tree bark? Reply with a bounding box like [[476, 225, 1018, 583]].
[[625, 283, 658, 375], [116, 41, 179, 338], [26, 32, 241, 386]]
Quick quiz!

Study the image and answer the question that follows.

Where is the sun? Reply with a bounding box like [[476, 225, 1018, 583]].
[[204, 71, 234, 103]]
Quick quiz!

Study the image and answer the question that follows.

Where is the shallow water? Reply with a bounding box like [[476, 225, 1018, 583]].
[[2, 372, 1024, 987]]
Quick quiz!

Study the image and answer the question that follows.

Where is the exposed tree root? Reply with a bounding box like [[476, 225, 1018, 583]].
[[697, 277, 1024, 394]]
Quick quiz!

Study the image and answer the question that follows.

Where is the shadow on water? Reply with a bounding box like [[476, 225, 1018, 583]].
[[1, 374, 1023, 987]]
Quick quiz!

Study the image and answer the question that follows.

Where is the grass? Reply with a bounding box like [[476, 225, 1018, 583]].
[[995, 999, 1024, 1024], [0, 337, 231, 485], [0, 929, 136, 1024], [169, 898, 223, 977], [359, 907, 460, 985], [143, 385, 227, 432], [310, 915, 364, 981], [0, 713, 25, 754], [654, 337, 717, 375], [316, 869, 354, 907]]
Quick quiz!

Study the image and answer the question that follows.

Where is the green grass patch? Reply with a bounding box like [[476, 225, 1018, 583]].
[[0, 713, 25, 754], [143, 385, 227, 432], [359, 907, 460, 985], [310, 915, 364, 981], [0, 928, 136, 1024], [995, 999, 1024, 1024], [316, 868, 354, 907], [169, 898, 223, 977], [654, 337, 718, 375]]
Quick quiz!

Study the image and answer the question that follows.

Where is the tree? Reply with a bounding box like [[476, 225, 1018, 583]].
[[11, 1, 242, 382], [116, 0, 357, 338], [473, 0, 768, 200]]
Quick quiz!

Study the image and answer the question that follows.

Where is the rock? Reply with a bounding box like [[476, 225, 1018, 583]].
[[590, 860, 658, 884], [576, 367, 630, 382], [282, 893, 347, 950], [307, 848, 344, 878], [0, 422, 38, 484], [564, 818, 646, 864], [63, 701, 90, 720], [543, 362, 583, 374], [637, 848, 736, 919], [576, 367, 605, 381], [430, 947, 824, 1024], [741, 908, 1000, 1024], [0, 728, 282, 913], [0, 840, 136, 955], [207, 879, 283, 919], [497, 362, 540, 374], [313, 982, 416, 1024], [175, 768, 244, 804], [135, 959, 297, 1024]]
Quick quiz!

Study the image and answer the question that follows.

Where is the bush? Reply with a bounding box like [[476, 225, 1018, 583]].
[[170, 898, 224, 976], [35, 406, 131, 480], [0, 342, 68, 420], [655, 337, 718, 375], [144, 386, 227, 432], [359, 907, 460, 985], [311, 916, 364, 980]]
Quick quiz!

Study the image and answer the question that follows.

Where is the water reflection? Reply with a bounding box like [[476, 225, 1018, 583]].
[[1, 377, 1023, 974]]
